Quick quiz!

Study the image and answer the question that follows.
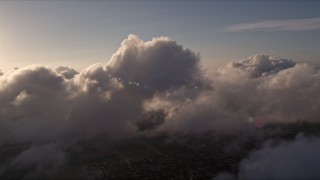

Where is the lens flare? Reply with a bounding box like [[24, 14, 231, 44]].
[[247, 116, 253, 123]]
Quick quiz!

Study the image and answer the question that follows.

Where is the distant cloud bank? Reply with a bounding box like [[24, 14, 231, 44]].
[[226, 17, 320, 32]]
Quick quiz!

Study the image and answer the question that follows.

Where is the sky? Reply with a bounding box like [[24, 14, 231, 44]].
[[1, 1, 320, 71], [2, 1, 320, 178]]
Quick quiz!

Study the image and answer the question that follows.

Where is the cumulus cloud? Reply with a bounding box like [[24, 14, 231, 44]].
[[216, 56, 320, 124], [218, 54, 296, 78], [0, 34, 208, 143], [0, 35, 210, 175], [0, 65, 76, 143], [107, 34, 210, 92], [1, 34, 320, 177], [0, 37, 318, 139], [226, 17, 320, 32], [144, 54, 320, 136]]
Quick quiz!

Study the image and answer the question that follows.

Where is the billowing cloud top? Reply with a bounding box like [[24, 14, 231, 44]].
[[107, 34, 208, 91], [219, 54, 296, 78]]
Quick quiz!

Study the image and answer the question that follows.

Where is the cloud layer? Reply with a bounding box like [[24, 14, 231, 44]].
[[215, 134, 320, 180], [1, 35, 320, 142], [226, 17, 320, 32], [239, 134, 320, 179], [1, 34, 320, 177], [148, 54, 320, 136]]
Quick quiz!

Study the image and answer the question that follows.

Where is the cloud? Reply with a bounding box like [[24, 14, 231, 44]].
[[1, 34, 320, 177], [237, 134, 320, 179], [11, 143, 67, 177], [0, 65, 77, 143], [107, 34, 209, 91], [218, 54, 296, 78], [1, 39, 319, 140], [55, 66, 78, 79], [146, 54, 320, 135], [214, 134, 320, 180], [226, 17, 320, 32], [0, 34, 208, 143]]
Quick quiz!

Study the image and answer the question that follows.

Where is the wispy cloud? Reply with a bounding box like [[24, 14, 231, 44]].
[[226, 17, 320, 32]]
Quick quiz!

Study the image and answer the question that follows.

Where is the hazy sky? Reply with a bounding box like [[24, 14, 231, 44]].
[[1, 1, 320, 71]]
